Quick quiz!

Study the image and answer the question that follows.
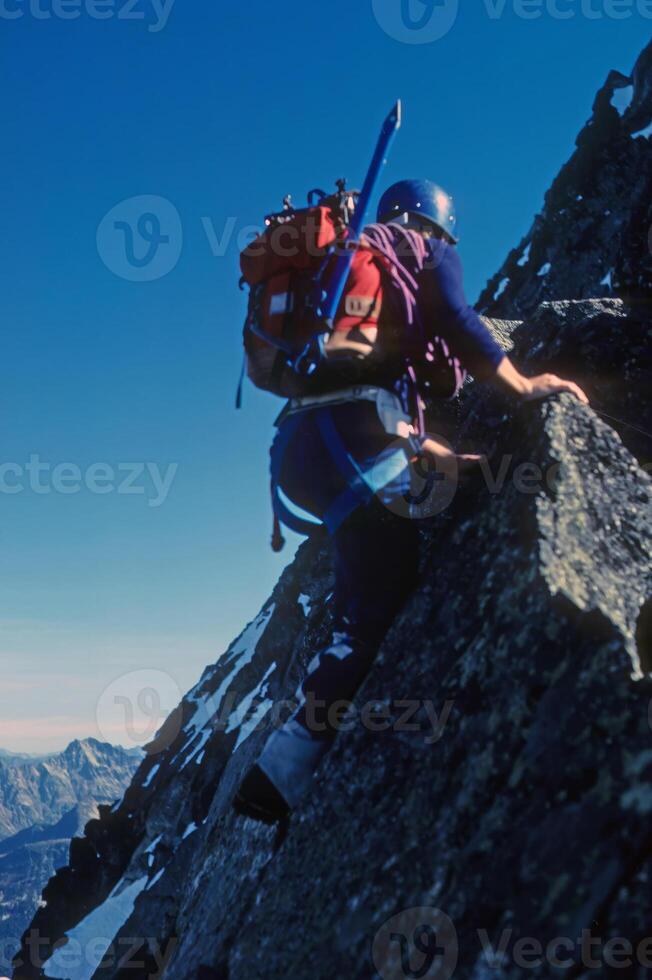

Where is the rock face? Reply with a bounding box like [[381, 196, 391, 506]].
[[0, 741, 140, 976], [477, 39, 652, 318], [13, 42, 652, 980]]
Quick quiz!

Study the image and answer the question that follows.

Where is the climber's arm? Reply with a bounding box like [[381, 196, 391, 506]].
[[424, 244, 505, 379], [424, 243, 588, 405], [492, 356, 589, 404]]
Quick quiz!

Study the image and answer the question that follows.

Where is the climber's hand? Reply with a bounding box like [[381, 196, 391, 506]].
[[494, 358, 589, 405], [420, 438, 487, 475], [456, 453, 488, 474], [521, 373, 589, 405]]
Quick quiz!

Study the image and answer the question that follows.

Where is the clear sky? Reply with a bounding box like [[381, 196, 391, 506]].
[[0, 1, 647, 752]]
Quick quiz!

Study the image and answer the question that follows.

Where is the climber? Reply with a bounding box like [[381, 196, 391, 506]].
[[234, 178, 589, 824]]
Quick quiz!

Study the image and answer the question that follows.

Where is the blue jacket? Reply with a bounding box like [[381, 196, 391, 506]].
[[417, 238, 505, 379]]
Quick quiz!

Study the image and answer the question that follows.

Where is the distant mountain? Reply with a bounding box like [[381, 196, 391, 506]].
[[0, 750, 44, 762], [0, 738, 142, 842], [0, 739, 141, 974]]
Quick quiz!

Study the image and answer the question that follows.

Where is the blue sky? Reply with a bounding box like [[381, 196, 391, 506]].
[[0, 2, 647, 751]]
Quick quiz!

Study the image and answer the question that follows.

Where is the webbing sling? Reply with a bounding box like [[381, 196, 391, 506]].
[[315, 410, 376, 533]]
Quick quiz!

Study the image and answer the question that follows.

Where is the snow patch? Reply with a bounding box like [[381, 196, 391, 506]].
[[516, 243, 531, 267], [600, 269, 613, 289], [142, 763, 159, 788], [226, 662, 276, 752], [234, 698, 274, 752], [182, 821, 197, 840], [147, 868, 165, 890], [178, 604, 275, 769], [537, 262, 552, 277], [610, 84, 633, 117], [493, 277, 510, 301], [43, 876, 148, 980], [297, 593, 311, 616], [145, 834, 162, 867]]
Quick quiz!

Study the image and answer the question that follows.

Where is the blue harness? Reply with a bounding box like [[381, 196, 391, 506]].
[[270, 406, 411, 542]]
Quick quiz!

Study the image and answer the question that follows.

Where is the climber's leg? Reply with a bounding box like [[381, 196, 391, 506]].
[[235, 502, 420, 820], [293, 500, 420, 736]]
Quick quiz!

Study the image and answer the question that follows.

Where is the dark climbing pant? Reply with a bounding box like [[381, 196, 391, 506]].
[[276, 403, 421, 737]]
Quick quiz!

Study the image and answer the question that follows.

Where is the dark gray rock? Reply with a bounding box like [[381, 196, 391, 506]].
[[477, 40, 652, 318]]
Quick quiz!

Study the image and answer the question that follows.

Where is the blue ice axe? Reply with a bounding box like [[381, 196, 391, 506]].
[[294, 99, 402, 376]]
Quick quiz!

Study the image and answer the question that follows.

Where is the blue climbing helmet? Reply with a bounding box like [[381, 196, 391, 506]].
[[377, 179, 458, 243]]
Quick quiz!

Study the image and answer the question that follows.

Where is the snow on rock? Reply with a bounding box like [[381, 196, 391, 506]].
[[142, 764, 159, 788], [178, 605, 275, 769], [144, 834, 162, 854], [144, 833, 162, 867], [181, 821, 197, 840], [600, 269, 614, 289], [611, 84, 634, 116], [233, 698, 274, 753], [146, 868, 165, 890], [297, 593, 311, 616], [43, 876, 148, 980], [226, 662, 276, 752], [537, 262, 552, 277]]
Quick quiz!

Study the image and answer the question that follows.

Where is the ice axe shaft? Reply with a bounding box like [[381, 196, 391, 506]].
[[320, 100, 402, 325]]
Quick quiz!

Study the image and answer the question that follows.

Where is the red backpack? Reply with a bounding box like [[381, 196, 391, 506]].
[[238, 186, 466, 404], [239, 190, 392, 398]]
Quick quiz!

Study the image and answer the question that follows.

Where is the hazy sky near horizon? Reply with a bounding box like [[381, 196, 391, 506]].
[[1, 3, 647, 752]]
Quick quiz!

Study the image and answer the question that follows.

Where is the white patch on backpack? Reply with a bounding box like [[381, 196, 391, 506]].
[[344, 295, 376, 317], [269, 292, 294, 315]]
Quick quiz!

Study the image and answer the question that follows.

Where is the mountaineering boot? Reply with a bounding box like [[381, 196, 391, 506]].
[[233, 720, 332, 823], [233, 764, 290, 824]]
